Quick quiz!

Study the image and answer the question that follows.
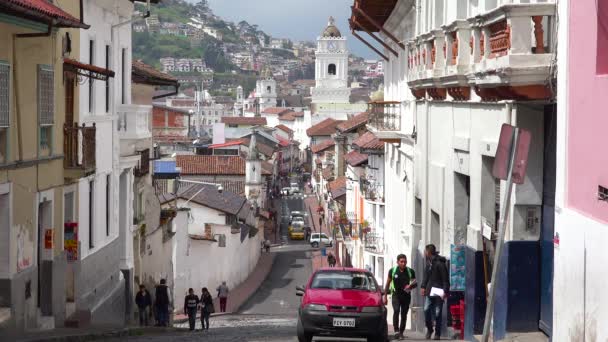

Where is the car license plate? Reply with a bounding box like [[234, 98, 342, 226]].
[[332, 318, 355, 327]]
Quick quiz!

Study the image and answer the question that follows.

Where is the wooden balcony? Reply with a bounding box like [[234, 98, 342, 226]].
[[64, 123, 96, 179], [134, 148, 150, 177]]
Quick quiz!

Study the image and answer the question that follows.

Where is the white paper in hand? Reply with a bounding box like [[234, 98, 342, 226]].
[[430, 287, 445, 298]]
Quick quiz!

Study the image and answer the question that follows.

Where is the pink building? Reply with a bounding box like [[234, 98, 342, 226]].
[[554, 0, 608, 340]]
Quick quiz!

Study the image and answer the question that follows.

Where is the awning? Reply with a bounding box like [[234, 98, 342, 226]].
[[63, 58, 115, 81]]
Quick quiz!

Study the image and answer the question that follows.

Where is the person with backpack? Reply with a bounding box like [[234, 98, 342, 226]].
[[183, 288, 199, 331], [420, 244, 449, 340], [383, 254, 417, 340], [200, 287, 214, 331], [135, 284, 152, 326], [154, 279, 172, 327]]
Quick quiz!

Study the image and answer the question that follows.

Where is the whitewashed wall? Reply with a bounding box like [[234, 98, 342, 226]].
[[171, 201, 262, 310]]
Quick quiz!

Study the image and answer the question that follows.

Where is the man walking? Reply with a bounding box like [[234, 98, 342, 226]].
[[216, 281, 229, 313], [420, 244, 449, 340], [154, 279, 172, 327], [135, 284, 152, 326], [383, 254, 416, 340], [183, 288, 199, 331]]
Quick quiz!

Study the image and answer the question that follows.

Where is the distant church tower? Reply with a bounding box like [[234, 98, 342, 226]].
[[255, 66, 277, 112], [245, 132, 263, 208], [311, 16, 351, 107], [234, 85, 244, 116]]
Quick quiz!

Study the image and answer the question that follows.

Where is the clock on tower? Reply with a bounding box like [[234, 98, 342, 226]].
[[327, 41, 337, 52]]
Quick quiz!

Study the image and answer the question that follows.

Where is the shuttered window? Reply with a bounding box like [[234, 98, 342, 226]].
[[37, 65, 54, 126], [0, 62, 9, 128]]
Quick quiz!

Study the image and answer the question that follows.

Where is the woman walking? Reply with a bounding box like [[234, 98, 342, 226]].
[[200, 287, 214, 331]]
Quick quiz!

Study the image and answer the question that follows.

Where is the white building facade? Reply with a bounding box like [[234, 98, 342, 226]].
[[72, 0, 142, 326], [352, 0, 557, 338]]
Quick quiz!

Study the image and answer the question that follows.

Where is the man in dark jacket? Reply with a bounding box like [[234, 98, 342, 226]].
[[154, 279, 171, 327], [183, 288, 199, 331], [135, 284, 152, 326], [420, 244, 449, 340]]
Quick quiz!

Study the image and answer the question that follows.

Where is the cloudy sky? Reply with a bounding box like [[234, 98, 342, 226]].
[[197, 0, 377, 59]]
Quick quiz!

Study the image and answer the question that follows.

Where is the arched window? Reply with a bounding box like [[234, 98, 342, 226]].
[[328, 63, 336, 75], [266, 86, 271, 93]]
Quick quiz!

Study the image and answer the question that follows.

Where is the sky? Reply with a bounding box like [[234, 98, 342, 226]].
[[196, 0, 377, 59]]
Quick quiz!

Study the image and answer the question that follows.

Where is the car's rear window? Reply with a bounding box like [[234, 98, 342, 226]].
[[310, 271, 378, 291]]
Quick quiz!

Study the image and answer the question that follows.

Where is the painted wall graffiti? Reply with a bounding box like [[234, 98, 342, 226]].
[[16, 225, 33, 272]]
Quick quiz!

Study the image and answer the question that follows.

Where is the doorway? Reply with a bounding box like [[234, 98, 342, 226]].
[[539, 105, 556, 336], [37, 197, 53, 316]]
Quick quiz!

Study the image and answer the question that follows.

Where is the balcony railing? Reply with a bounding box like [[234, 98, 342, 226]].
[[367, 101, 401, 132], [117, 104, 152, 140], [64, 123, 96, 178], [134, 148, 150, 177], [407, 3, 555, 101], [362, 181, 384, 203], [364, 231, 384, 254]]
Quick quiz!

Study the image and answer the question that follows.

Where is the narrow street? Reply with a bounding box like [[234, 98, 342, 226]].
[[103, 189, 433, 341]]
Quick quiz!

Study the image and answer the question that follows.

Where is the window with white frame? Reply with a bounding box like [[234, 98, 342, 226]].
[[0, 61, 9, 164], [38, 64, 54, 155]]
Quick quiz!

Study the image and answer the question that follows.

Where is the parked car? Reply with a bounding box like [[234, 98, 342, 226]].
[[296, 268, 388, 342], [289, 221, 306, 240], [309, 232, 332, 248], [290, 211, 304, 223], [281, 187, 291, 196]]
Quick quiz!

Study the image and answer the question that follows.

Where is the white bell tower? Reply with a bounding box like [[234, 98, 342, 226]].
[[255, 66, 277, 112], [311, 16, 351, 105]]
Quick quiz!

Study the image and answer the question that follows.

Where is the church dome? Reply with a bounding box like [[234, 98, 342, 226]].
[[322, 16, 341, 37]]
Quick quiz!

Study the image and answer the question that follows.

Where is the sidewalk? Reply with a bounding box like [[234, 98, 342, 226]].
[[174, 251, 276, 323], [7, 326, 176, 342]]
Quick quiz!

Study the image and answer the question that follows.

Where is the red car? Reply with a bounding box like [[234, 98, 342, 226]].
[[296, 267, 389, 342]]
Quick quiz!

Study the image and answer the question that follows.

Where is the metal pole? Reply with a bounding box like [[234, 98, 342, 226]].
[[481, 128, 519, 342]]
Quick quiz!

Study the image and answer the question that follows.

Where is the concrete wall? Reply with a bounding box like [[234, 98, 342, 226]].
[[0, 3, 81, 329], [172, 201, 262, 310], [552, 0, 608, 340]]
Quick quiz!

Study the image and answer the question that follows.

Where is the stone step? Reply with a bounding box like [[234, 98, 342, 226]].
[[64, 310, 91, 328]]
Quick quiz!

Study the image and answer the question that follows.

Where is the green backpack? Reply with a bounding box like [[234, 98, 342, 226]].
[[389, 266, 414, 295]]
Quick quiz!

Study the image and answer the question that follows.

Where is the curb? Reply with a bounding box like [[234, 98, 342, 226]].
[[13, 327, 180, 342]]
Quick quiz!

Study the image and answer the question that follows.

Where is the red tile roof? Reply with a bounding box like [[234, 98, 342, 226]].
[[276, 136, 290, 147], [344, 150, 368, 166], [275, 124, 293, 134], [1, 0, 88, 28], [176, 155, 245, 175], [209, 140, 244, 149], [64, 58, 115, 78], [262, 107, 293, 116], [322, 167, 334, 180], [306, 118, 343, 137], [221, 116, 267, 126], [337, 112, 369, 133], [311, 140, 336, 154], [329, 176, 347, 199], [132, 60, 178, 86], [292, 111, 305, 117], [353, 132, 384, 151], [278, 112, 296, 121]]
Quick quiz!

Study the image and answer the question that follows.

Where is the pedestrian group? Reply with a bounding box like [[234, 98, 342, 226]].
[[134, 278, 230, 331], [383, 244, 449, 340]]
